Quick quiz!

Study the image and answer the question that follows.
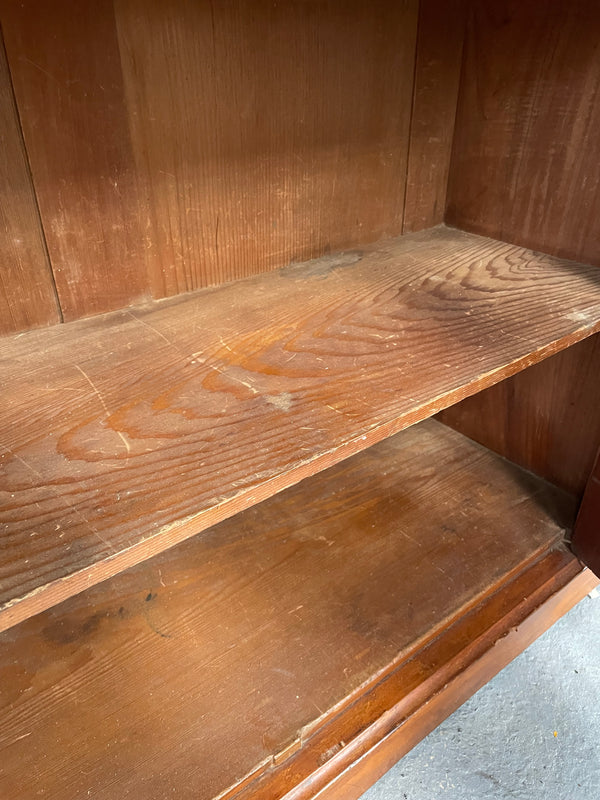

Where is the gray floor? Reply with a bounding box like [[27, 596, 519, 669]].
[[361, 588, 600, 800]]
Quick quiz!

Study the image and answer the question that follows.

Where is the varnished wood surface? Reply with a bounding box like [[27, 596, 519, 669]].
[[446, 0, 600, 266], [298, 557, 597, 800], [438, 333, 600, 498], [0, 420, 578, 800], [117, 0, 417, 296], [1, 226, 600, 631], [0, 0, 419, 322], [0, 0, 150, 320], [572, 450, 600, 577], [403, 0, 465, 233], [0, 32, 60, 335]]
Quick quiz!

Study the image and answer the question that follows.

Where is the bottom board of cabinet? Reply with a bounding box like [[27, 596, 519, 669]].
[[0, 418, 593, 800]]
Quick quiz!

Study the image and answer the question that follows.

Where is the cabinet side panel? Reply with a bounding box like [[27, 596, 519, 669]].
[[446, 0, 600, 266], [438, 335, 600, 498], [402, 0, 466, 233], [572, 451, 600, 576], [0, 30, 60, 335], [0, 0, 151, 321], [115, 0, 418, 296]]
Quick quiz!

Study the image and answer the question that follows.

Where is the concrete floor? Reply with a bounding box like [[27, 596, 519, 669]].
[[361, 589, 600, 800]]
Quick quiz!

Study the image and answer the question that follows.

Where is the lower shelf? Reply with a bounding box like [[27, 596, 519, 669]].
[[0, 420, 594, 800]]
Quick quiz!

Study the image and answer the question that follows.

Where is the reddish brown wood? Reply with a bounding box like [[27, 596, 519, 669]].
[[116, 0, 417, 296], [0, 31, 60, 334], [572, 450, 600, 576], [0, 0, 150, 320], [446, 0, 600, 266], [403, 0, 466, 233], [294, 559, 597, 800], [441, 1, 600, 509], [438, 333, 600, 498], [0, 0, 421, 320], [1, 226, 600, 631], [0, 420, 580, 800]]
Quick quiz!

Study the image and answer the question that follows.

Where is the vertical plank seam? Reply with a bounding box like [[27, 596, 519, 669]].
[[443, 1, 470, 226], [401, 0, 422, 235], [0, 21, 64, 323], [441, 1, 469, 226]]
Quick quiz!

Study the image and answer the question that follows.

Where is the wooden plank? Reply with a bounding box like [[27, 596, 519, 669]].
[[572, 449, 600, 576], [446, 0, 600, 266], [115, 0, 417, 297], [402, 0, 466, 233], [0, 31, 60, 334], [1, 0, 418, 319], [438, 333, 600, 498], [1, 226, 600, 631], [295, 559, 597, 800], [0, 0, 149, 320], [0, 420, 578, 800]]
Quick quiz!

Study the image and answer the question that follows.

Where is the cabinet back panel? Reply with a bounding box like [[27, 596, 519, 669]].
[[0, 0, 436, 328], [446, 0, 600, 266], [0, 0, 151, 321], [0, 30, 60, 335], [403, 0, 465, 233], [116, 0, 418, 296]]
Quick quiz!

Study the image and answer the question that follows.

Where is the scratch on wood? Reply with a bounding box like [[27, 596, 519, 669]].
[[20, 56, 61, 85], [221, 368, 259, 395], [218, 336, 234, 354], [74, 364, 130, 453], [215, 214, 220, 265], [0, 446, 117, 555], [126, 310, 175, 348]]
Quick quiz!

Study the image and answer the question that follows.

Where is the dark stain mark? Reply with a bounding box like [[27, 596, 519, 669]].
[[42, 612, 103, 646], [142, 604, 172, 639], [145, 592, 157, 602], [280, 251, 363, 280]]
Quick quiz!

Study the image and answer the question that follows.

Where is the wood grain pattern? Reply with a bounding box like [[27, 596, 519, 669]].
[[296, 558, 597, 800], [0, 0, 149, 320], [446, 0, 600, 266], [572, 449, 600, 577], [0, 419, 578, 800], [0, 32, 60, 335], [1, 226, 600, 631], [0, 0, 420, 320], [438, 333, 600, 498], [115, 0, 417, 297], [402, 0, 466, 233]]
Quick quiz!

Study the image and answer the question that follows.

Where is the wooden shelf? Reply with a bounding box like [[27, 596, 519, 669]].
[[0, 419, 590, 800], [2, 225, 600, 631]]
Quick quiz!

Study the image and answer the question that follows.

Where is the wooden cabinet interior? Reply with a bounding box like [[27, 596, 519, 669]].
[[2, 226, 599, 633], [0, 1, 598, 798]]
